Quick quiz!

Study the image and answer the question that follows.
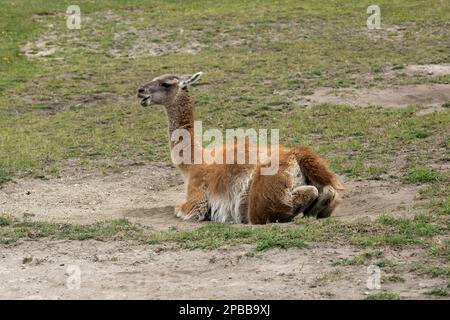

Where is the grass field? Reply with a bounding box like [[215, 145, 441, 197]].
[[0, 0, 449, 299]]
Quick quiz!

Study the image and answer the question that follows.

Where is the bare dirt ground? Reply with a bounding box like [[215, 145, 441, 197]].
[[0, 163, 188, 230], [0, 240, 443, 300], [1, 82, 447, 299], [403, 64, 450, 76], [0, 163, 421, 228], [298, 83, 450, 110], [0, 163, 433, 300]]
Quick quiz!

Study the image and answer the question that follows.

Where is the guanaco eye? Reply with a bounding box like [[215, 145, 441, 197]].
[[161, 82, 172, 88]]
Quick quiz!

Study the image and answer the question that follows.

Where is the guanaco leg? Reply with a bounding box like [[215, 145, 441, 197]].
[[175, 189, 209, 221]]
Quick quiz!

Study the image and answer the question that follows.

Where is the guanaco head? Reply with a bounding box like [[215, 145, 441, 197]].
[[137, 72, 203, 107]]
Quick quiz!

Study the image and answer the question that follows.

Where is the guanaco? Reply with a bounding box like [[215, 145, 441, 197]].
[[137, 72, 343, 224]]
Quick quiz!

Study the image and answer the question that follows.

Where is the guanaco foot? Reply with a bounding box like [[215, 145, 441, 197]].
[[317, 189, 342, 219], [303, 185, 340, 218], [267, 186, 319, 223], [175, 198, 209, 221], [291, 185, 319, 216]]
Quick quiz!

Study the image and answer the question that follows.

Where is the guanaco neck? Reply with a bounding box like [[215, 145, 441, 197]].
[[165, 89, 199, 173]]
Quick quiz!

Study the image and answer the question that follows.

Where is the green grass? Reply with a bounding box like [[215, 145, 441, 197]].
[[0, 217, 145, 244], [364, 292, 401, 300], [420, 184, 450, 215], [351, 213, 446, 246], [424, 287, 448, 297], [0, 215, 308, 250], [382, 274, 405, 283], [428, 240, 450, 261], [331, 249, 385, 266], [374, 258, 397, 269], [0, 170, 11, 184], [0, 215, 13, 226], [332, 256, 367, 266], [148, 224, 308, 251], [1, 213, 448, 254], [332, 252, 401, 272], [413, 130, 432, 139], [405, 167, 440, 183], [409, 258, 450, 277], [0, 0, 449, 295], [0, 0, 449, 181], [392, 64, 405, 70]]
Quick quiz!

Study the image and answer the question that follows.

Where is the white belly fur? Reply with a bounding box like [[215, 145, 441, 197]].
[[208, 172, 253, 223], [207, 160, 307, 223]]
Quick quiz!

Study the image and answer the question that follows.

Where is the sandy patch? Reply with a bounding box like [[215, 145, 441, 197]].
[[0, 240, 444, 299], [404, 64, 450, 77], [0, 163, 189, 230], [0, 164, 422, 228], [335, 178, 422, 220], [297, 84, 450, 109], [20, 11, 329, 60], [0, 163, 442, 300]]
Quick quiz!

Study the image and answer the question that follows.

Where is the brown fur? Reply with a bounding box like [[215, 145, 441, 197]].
[[137, 73, 344, 224], [293, 147, 345, 191]]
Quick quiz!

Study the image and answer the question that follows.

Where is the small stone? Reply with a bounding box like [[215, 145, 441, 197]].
[[22, 255, 33, 264]]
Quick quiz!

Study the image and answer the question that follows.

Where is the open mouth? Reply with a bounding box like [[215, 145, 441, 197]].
[[140, 96, 151, 106]]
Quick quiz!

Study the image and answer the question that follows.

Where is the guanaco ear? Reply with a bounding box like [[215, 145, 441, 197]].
[[179, 72, 203, 88], [162, 78, 179, 87]]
